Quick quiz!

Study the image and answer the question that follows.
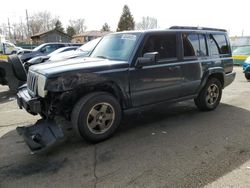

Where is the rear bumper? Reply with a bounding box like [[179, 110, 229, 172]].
[[17, 86, 41, 115], [224, 72, 236, 88]]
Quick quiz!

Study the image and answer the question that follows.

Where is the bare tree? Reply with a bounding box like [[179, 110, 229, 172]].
[[136, 16, 158, 30], [0, 23, 8, 37], [0, 11, 88, 43], [69, 19, 87, 34], [29, 11, 59, 35], [12, 22, 26, 42]]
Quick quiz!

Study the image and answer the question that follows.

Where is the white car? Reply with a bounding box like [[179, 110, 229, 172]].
[[0, 41, 20, 54]]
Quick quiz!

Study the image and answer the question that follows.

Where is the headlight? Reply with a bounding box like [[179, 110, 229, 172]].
[[37, 74, 47, 97]]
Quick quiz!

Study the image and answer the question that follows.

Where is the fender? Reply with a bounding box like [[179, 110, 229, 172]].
[[243, 64, 250, 73], [197, 67, 225, 93]]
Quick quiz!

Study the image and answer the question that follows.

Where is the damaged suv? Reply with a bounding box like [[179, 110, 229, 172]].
[[17, 26, 236, 152]]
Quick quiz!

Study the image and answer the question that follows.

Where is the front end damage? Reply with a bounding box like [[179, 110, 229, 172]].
[[16, 119, 65, 153], [16, 86, 69, 153]]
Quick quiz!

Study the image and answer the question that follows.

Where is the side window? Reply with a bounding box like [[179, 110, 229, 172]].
[[199, 34, 208, 56], [57, 44, 65, 48], [213, 34, 230, 54], [45, 45, 55, 53], [142, 34, 177, 60], [182, 33, 199, 57], [44, 44, 63, 53], [209, 34, 220, 56]]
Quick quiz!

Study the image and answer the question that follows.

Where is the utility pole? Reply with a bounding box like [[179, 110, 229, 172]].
[[26, 9, 30, 38], [20, 17, 24, 41], [7, 18, 11, 41]]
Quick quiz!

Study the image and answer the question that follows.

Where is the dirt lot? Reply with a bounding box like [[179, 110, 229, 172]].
[[1, 66, 250, 188]]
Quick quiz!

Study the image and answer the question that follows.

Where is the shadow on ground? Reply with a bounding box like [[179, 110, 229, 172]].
[[0, 89, 16, 104], [1, 101, 250, 187]]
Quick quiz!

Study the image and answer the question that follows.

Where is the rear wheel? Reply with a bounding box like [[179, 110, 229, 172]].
[[194, 78, 222, 111], [245, 73, 250, 80], [71, 92, 122, 142]]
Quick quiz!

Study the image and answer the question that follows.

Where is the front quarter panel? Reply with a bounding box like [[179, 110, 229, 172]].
[[44, 64, 130, 107]]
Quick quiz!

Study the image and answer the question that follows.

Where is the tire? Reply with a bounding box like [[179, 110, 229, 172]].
[[194, 77, 222, 111], [245, 73, 250, 80], [8, 80, 25, 92], [8, 55, 27, 81], [71, 92, 122, 142]]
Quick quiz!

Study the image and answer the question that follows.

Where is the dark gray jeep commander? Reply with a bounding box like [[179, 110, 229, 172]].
[[16, 26, 236, 153]]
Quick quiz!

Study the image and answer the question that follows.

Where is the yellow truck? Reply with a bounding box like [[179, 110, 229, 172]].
[[232, 46, 250, 65]]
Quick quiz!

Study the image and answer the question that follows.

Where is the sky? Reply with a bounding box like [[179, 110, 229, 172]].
[[0, 0, 249, 36]]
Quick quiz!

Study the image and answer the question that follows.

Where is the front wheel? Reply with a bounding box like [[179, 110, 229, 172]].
[[71, 92, 122, 142], [194, 78, 222, 111], [245, 72, 250, 80]]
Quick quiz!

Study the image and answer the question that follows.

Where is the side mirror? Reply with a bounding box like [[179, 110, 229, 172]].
[[136, 52, 159, 68]]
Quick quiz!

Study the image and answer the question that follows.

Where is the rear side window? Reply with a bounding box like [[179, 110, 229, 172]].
[[182, 33, 199, 57], [209, 35, 219, 55], [209, 34, 230, 55], [183, 33, 208, 57], [213, 34, 230, 54], [142, 34, 177, 60]]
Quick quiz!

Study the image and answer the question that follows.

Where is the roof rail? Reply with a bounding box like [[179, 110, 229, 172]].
[[169, 26, 227, 32]]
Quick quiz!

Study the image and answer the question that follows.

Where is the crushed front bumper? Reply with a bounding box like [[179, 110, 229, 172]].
[[16, 119, 65, 153], [16, 86, 41, 115], [16, 86, 65, 153]]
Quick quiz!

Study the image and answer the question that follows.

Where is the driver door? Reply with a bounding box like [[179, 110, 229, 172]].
[[129, 33, 183, 107]]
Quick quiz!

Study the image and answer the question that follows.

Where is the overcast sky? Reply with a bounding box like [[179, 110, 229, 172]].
[[1, 0, 249, 36]]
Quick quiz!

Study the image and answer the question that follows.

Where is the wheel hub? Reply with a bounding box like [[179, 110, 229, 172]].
[[87, 102, 115, 134], [206, 84, 219, 105]]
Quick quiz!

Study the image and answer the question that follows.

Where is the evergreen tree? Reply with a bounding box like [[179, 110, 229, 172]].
[[117, 5, 135, 31], [55, 20, 64, 32], [101, 23, 111, 32], [66, 26, 76, 37]]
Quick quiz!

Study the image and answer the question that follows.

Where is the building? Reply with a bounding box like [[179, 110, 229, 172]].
[[72, 30, 111, 43], [31, 29, 71, 44]]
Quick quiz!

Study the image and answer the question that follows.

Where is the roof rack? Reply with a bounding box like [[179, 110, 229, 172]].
[[169, 26, 227, 32]]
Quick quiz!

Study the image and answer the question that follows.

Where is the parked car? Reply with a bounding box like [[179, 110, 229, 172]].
[[243, 56, 250, 80], [24, 38, 101, 70], [49, 37, 101, 62], [20, 43, 80, 62], [17, 49, 33, 56], [16, 26, 235, 153], [24, 46, 79, 70], [232, 46, 250, 65], [0, 41, 19, 55]]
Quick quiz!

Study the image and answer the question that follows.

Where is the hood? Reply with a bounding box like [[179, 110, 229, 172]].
[[48, 50, 89, 62], [29, 57, 129, 78], [28, 56, 49, 64], [21, 51, 43, 61]]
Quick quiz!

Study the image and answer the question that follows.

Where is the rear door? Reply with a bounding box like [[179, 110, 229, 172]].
[[180, 33, 208, 96], [129, 32, 183, 107]]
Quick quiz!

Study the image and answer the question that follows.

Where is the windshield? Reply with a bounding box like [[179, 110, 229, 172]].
[[233, 46, 250, 55], [78, 37, 101, 52], [91, 33, 140, 61]]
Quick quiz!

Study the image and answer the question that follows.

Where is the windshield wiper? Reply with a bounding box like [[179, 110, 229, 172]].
[[96, 55, 108, 59]]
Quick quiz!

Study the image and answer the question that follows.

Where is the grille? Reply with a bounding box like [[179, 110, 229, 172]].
[[27, 71, 38, 96]]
